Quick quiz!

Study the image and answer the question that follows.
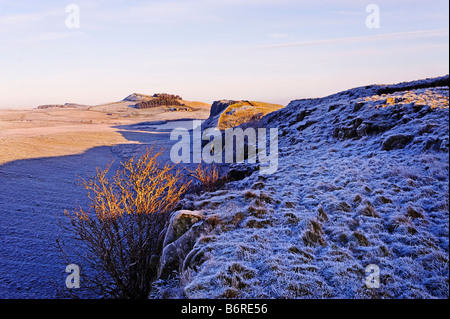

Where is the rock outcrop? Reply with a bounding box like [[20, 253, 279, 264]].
[[201, 100, 237, 130], [261, 75, 449, 154], [122, 93, 154, 102], [156, 210, 208, 279], [210, 100, 237, 118]]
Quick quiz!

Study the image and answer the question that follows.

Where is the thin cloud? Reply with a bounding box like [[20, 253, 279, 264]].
[[88, 0, 297, 26], [0, 12, 44, 25], [0, 9, 64, 34], [105, 0, 223, 25], [252, 28, 449, 50], [21, 32, 73, 43]]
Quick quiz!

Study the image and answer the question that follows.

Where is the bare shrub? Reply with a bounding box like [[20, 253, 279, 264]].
[[60, 147, 190, 299], [186, 162, 227, 192]]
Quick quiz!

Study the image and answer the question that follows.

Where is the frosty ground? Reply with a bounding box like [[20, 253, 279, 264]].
[[152, 76, 449, 299], [0, 120, 196, 298], [1, 76, 448, 299]]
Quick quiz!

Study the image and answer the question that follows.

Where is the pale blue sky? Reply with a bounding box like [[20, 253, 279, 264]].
[[0, 0, 448, 108]]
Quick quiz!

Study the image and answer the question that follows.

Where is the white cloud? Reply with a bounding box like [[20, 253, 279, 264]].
[[84, 0, 299, 26], [0, 12, 44, 25], [97, 0, 223, 25], [252, 28, 450, 49], [21, 32, 72, 43], [0, 8, 65, 33]]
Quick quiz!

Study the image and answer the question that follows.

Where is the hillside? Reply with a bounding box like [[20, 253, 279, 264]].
[[150, 75, 449, 299], [122, 92, 211, 112], [202, 99, 285, 131]]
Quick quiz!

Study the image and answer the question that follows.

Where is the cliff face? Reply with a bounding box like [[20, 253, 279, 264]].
[[201, 100, 237, 130], [151, 75, 449, 299], [210, 100, 237, 117], [201, 99, 284, 131]]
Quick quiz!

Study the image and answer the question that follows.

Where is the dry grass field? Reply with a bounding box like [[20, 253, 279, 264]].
[[0, 96, 210, 298], [0, 99, 210, 165]]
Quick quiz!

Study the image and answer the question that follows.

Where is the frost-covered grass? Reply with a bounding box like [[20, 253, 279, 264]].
[[153, 77, 449, 299], [179, 149, 448, 298]]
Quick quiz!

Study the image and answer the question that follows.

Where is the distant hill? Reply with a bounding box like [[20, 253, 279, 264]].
[[37, 103, 90, 109], [122, 93, 155, 102], [36, 93, 211, 113]]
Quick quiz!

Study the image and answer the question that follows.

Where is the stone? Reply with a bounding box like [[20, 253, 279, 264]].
[[353, 102, 365, 112], [356, 122, 371, 137], [227, 162, 258, 181], [162, 210, 205, 247], [328, 104, 341, 112], [157, 221, 209, 279], [156, 210, 209, 279], [381, 134, 414, 151]]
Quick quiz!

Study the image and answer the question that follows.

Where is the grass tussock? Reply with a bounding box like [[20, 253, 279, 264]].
[[353, 231, 370, 246], [302, 218, 326, 247], [243, 190, 258, 200], [247, 205, 268, 218], [244, 190, 274, 205], [285, 212, 300, 224], [284, 201, 297, 209], [359, 201, 380, 218], [405, 206, 425, 219], [246, 218, 272, 229], [317, 205, 329, 222]]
